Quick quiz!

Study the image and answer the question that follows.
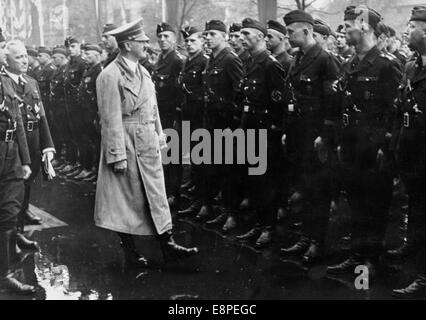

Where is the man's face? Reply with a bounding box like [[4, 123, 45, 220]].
[[128, 40, 148, 60], [83, 50, 99, 65], [344, 20, 363, 47], [229, 31, 243, 51], [313, 32, 327, 46], [68, 43, 81, 57], [405, 21, 426, 51], [37, 52, 50, 65], [185, 34, 203, 55], [102, 34, 117, 51], [7, 44, 28, 74], [265, 29, 283, 52], [28, 55, 36, 66], [287, 23, 308, 48], [203, 30, 226, 50], [52, 54, 65, 67], [157, 31, 175, 51], [240, 28, 263, 51], [336, 33, 347, 48]]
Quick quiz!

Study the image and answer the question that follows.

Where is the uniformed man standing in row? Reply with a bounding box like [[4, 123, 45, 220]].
[[101, 23, 119, 68], [335, 25, 355, 64], [234, 18, 287, 247], [266, 20, 293, 74], [73, 44, 103, 182], [176, 27, 209, 217], [26, 47, 41, 79], [0, 43, 34, 295], [387, 26, 407, 66], [152, 23, 185, 207], [280, 10, 340, 263], [327, 6, 402, 275], [228, 23, 251, 71], [392, 6, 426, 299], [195, 20, 243, 223], [2, 40, 55, 248]]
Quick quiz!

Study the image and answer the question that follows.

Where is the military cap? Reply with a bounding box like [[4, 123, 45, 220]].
[[84, 44, 102, 53], [242, 17, 267, 36], [181, 26, 201, 39], [0, 28, 5, 43], [52, 46, 67, 56], [38, 46, 52, 56], [410, 6, 426, 23], [375, 22, 390, 37], [336, 24, 346, 35], [157, 22, 175, 35], [102, 23, 118, 35], [314, 19, 331, 36], [344, 5, 382, 28], [108, 18, 149, 44], [205, 20, 227, 33], [26, 47, 38, 57], [283, 10, 314, 26], [64, 36, 80, 48], [229, 23, 242, 33], [266, 20, 287, 35]]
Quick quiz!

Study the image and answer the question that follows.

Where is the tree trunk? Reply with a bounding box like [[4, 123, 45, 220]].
[[165, 0, 180, 30], [258, 0, 277, 24]]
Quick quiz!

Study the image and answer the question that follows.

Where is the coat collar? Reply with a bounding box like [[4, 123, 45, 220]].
[[209, 47, 231, 66], [246, 50, 269, 76], [115, 53, 139, 81], [347, 45, 381, 75], [410, 53, 426, 85], [291, 43, 322, 75], [185, 50, 204, 70]]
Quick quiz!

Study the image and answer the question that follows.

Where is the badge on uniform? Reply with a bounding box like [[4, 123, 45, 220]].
[[271, 90, 283, 102], [404, 112, 410, 128], [244, 105, 250, 112], [34, 103, 40, 114], [0, 100, 5, 112], [85, 77, 91, 83]]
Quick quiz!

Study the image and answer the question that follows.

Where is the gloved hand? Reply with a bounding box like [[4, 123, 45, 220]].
[[42, 151, 56, 180]]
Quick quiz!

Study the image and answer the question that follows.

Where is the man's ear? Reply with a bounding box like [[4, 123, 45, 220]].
[[124, 42, 131, 52]]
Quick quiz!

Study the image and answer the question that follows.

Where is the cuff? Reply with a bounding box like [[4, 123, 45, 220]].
[[42, 148, 56, 154]]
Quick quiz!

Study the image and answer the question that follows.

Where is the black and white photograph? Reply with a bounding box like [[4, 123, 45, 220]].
[[0, 0, 426, 303]]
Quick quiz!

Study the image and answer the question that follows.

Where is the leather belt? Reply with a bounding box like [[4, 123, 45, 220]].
[[25, 120, 39, 132], [0, 129, 16, 142]]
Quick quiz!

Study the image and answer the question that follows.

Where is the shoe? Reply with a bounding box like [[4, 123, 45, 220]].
[[327, 255, 364, 275], [177, 201, 201, 216], [23, 209, 42, 225], [51, 159, 61, 168], [239, 198, 250, 210], [303, 241, 323, 264], [236, 226, 262, 241], [222, 215, 237, 233], [0, 230, 36, 295], [280, 237, 310, 257], [194, 205, 214, 222], [54, 162, 67, 171], [213, 192, 222, 204], [159, 231, 199, 263], [255, 228, 273, 248], [168, 196, 180, 209], [66, 167, 83, 178], [73, 169, 93, 181], [206, 212, 228, 226], [180, 180, 194, 191], [16, 233, 39, 251], [393, 278, 426, 299], [59, 164, 75, 174], [386, 242, 417, 261], [83, 173, 97, 182], [120, 239, 149, 268]]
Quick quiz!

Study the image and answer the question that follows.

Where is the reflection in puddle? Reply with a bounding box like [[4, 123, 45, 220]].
[[34, 251, 112, 300]]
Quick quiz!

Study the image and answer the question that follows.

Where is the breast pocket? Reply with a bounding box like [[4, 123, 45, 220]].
[[299, 74, 318, 96], [207, 67, 223, 85], [356, 76, 378, 101]]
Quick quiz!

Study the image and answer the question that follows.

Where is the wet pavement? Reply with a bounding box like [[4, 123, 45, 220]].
[[0, 174, 421, 300]]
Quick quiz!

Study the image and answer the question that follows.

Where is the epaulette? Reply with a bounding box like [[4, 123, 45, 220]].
[[268, 55, 278, 63], [229, 51, 238, 57], [176, 51, 186, 60], [49, 65, 56, 70], [380, 52, 397, 62], [204, 54, 210, 60]]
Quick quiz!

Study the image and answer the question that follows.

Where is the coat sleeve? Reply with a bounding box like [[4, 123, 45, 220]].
[[266, 60, 287, 135], [34, 81, 55, 152], [96, 69, 127, 165], [15, 99, 31, 165]]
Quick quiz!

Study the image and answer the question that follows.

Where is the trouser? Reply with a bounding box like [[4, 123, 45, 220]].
[[79, 110, 99, 170], [65, 101, 81, 164], [0, 141, 24, 233], [18, 130, 41, 232], [52, 99, 73, 162]]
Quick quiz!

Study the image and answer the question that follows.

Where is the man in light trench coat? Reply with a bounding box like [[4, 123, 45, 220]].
[[94, 18, 199, 267]]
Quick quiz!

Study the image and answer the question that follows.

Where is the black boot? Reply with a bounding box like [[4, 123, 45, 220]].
[[236, 225, 262, 241], [177, 201, 201, 216], [16, 233, 39, 251], [280, 237, 311, 257], [194, 205, 214, 222], [386, 242, 418, 261], [159, 231, 199, 263], [393, 276, 426, 299], [327, 254, 364, 275], [117, 233, 149, 268], [23, 209, 42, 226], [206, 209, 228, 226], [0, 230, 36, 295], [303, 240, 324, 264]]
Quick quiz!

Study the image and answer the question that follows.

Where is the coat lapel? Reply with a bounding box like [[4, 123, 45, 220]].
[[292, 44, 322, 76]]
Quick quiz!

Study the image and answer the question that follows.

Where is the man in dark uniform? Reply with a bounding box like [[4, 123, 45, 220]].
[[2, 40, 55, 244], [152, 23, 185, 207], [101, 23, 119, 68], [0, 46, 35, 295], [392, 6, 426, 299], [50, 46, 69, 171], [387, 26, 407, 66], [26, 47, 41, 79], [326, 6, 402, 275], [229, 23, 250, 71], [60, 36, 87, 177], [234, 18, 287, 247], [196, 20, 243, 223], [176, 27, 209, 217], [266, 20, 293, 73], [36, 47, 56, 138], [73, 44, 103, 182], [335, 24, 355, 64], [280, 10, 340, 263]]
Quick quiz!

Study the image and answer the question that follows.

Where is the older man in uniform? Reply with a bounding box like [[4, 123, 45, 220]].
[[2, 40, 55, 248], [195, 20, 243, 223], [95, 18, 198, 267], [392, 6, 426, 299], [60, 36, 87, 177], [152, 23, 185, 208], [176, 27, 209, 217], [102, 23, 119, 68], [234, 18, 287, 247], [73, 44, 103, 182], [0, 48, 34, 295], [327, 6, 402, 275], [280, 10, 340, 263]]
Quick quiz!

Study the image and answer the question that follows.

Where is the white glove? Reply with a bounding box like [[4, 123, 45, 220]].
[[42, 151, 56, 180], [158, 132, 167, 150]]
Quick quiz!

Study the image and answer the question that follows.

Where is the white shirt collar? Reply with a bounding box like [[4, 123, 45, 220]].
[[122, 56, 138, 74]]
